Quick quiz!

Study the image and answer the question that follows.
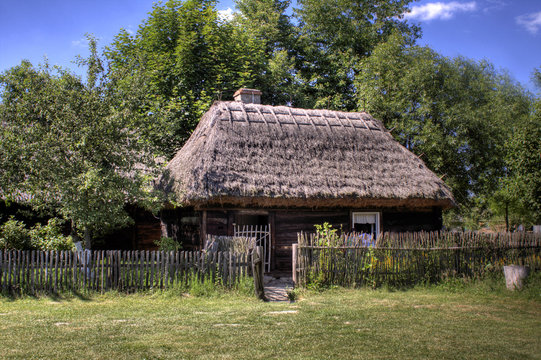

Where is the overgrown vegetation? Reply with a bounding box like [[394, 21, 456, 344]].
[[154, 236, 182, 251], [298, 228, 541, 290], [163, 272, 255, 298]]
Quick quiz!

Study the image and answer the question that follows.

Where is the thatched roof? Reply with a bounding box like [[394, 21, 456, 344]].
[[161, 101, 455, 209]]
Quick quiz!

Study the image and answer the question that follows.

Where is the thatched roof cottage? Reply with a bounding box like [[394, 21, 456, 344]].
[[160, 89, 455, 271]]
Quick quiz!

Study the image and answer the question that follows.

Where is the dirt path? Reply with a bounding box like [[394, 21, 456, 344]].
[[264, 276, 294, 301]]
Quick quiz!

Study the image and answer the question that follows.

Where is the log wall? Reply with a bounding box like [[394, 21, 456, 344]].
[[160, 208, 200, 251], [162, 207, 445, 272], [273, 210, 349, 271]]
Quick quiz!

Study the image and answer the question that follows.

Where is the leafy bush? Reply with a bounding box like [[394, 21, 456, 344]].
[[0, 217, 32, 250], [30, 218, 75, 251], [314, 222, 340, 246], [154, 236, 182, 251], [0, 217, 74, 251]]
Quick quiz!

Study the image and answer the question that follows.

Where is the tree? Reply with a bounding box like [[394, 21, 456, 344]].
[[356, 33, 533, 222], [533, 67, 541, 88], [0, 37, 161, 248], [487, 67, 541, 229], [293, 0, 420, 110], [234, 0, 303, 106], [106, 0, 267, 156], [506, 112, 541, 223]]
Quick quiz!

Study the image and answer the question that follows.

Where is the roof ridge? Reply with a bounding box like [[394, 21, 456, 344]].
[[216, 101, 384, 132]]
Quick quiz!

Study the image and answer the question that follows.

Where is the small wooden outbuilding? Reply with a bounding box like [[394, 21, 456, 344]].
[[159, 89, 455, 271]]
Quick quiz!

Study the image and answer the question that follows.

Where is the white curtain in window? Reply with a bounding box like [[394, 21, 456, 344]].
[[353, 213, 377, 224]]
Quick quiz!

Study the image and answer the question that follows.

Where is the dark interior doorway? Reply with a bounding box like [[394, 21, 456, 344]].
[[235, 213, 269, 227]]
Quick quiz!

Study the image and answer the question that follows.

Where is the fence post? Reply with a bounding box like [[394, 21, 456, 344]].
[[292, 244, 298, 285], [252, 246, 267, 301]]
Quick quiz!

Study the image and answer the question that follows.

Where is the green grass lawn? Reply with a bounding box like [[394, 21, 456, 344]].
[[1, 279, 540, 360]]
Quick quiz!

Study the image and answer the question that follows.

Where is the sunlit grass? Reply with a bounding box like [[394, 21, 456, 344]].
[[0, 277, 539, 359]]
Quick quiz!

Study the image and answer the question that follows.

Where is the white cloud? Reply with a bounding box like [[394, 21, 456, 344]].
[[218, 8, 235, 22], [482, 0, 507, 13], [405, 1, 477, 21], [71, 37, 89, 48], [516, 11, 541, 34]]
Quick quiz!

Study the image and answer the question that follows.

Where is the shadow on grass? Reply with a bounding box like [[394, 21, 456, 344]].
[[0, 288, 93, 302]]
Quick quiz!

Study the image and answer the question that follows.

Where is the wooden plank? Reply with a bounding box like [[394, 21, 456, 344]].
[[164, 251, 169, 287], [292, 244, 298, 285], [174, 251, 180, 285], [9, 251, 14, 291], [143, 251, 148, 289], [111, 251, 117, 291], [157, 251, 164, 289], [201, 210, 207, 249], [221, 252, 228, 285], [139, 251, 144, 290], [0, 251, 4, 292], [53, 251, 59, 293], [29, 251, 35, 294], [0, 251, 3, 291], [101, 250, 105, 292]]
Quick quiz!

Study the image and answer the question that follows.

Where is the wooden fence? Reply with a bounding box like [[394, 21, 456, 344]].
[[0, 250, 253, 294], [294, 231, 541, 287]]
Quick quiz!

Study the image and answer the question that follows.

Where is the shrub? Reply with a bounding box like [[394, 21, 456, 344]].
[[155, 236, 182, 251], [314, 222, 340, 246], [30, 218, 75, 251], [0, 217, 32, 250], [0, 217, 74, 251]]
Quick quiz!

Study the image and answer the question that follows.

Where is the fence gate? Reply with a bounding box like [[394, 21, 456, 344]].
[[234, 224, 271, 273]]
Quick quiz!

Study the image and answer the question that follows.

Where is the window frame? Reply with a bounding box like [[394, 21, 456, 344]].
[[351, 211, 381, 238]]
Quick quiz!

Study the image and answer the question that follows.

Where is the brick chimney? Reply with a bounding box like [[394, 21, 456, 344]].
[[233, 88, 262, 104]]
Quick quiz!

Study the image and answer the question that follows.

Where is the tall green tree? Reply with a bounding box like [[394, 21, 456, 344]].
[[0, 37, 161, 248], [356, 33, 532, 216], [293, 0, 420, 110], [492, 119, 541, 229], [499, 67, 541, 225], [106, 0, 266, 156], [234, 0, 302, 106]]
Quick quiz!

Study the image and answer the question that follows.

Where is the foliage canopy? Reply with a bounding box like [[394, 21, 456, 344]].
[[0, 37, 162, 247]]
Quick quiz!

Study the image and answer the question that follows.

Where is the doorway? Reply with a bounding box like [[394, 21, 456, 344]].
[[234, 211, 271, 273]]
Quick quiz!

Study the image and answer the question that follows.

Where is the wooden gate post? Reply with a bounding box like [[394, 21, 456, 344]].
[[292, 244, 298, 285], [252, 246, 267, 301]]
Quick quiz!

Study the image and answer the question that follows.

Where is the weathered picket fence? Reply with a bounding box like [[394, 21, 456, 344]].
[[0, 250, 252, 294], [294, 231, 541, 287]]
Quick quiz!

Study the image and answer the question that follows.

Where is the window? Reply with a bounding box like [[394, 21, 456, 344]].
[[352, 212, 380, 238]]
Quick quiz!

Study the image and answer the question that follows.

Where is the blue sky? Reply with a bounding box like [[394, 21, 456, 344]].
[[0, 0, 539, 93]]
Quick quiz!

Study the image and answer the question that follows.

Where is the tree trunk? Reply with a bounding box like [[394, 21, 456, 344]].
[[70, 220, 81, 242], [84, 227, 92, 250]]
